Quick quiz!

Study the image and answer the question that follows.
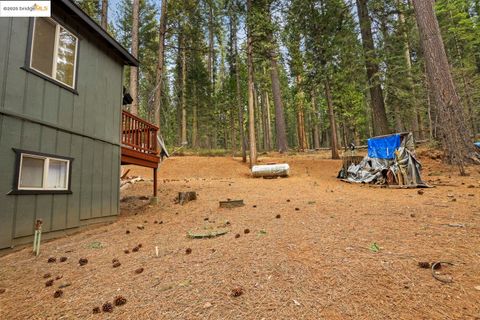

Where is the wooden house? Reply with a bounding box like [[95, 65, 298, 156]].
[[0, 0, 159, 250]]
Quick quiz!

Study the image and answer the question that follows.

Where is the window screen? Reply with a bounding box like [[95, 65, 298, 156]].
[[55, 27, 77, 87], [19, 156, 45, 188], [47, 159, 68, 189], [30, 18, 78, 88], [31, 18, 56, 77]]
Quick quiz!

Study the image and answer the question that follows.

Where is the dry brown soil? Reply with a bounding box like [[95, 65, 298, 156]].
[[1, 151, 480, 319]]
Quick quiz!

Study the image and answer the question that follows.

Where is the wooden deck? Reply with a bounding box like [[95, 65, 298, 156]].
[[121, 110, 160, 196]]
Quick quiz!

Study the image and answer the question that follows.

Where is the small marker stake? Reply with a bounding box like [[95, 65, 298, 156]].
[[33, 219, 43, 256]]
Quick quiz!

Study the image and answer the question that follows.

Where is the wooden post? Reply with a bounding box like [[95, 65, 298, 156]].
[[153, 167, 158, 197]]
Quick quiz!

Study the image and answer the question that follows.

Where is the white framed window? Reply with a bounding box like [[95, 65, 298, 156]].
[[29, 17, 78, 89], [11, 149, 73, 194]]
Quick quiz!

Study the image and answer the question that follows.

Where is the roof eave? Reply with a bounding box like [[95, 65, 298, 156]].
[[59, 0, 139, 67]]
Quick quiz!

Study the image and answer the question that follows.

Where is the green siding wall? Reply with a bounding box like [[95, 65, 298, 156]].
[[0, 16, 123, 249]]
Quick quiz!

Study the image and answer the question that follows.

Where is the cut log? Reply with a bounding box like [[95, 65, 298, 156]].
[[120, 177, 144, 190], [219, 200, 245, 208], [252, 164, 289, 178]]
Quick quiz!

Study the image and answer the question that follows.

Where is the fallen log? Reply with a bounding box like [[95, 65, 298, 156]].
[[219, 200, 245, 208], [120, 177, 144, 190]]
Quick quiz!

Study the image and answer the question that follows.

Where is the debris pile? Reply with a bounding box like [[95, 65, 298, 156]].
[[339, 133, 428, 188]]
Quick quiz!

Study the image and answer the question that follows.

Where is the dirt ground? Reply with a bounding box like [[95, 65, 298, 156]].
[[1, 150, 480, 319]]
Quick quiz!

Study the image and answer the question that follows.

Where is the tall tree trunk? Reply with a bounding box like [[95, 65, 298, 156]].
[[208, 2, 216, 149], [397, 0, 422, 139], [192, 83, 198, 148], [247, 0, 257, 166], [154, 0, 168, 129], [356, 0, 390, 135], [262, 91, 272, 151], [270, 56, 288, 153], [265, 91, 273, 150], [312, 91, 320, 149], [232, 10, 246, 162], [101, 0, 108, 30], [295, 75, 308, 151], [129, 0, 140, 115], [267, 13, 288, 152], [181, 36, 187, 146], [254, 85, 263, 151], [325, 78, 340, 159], [412, 0, 477, 173], [446, 7, 477, 135]]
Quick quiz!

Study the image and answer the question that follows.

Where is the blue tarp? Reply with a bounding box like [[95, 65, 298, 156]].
[[368, 134, 401, 159], [475, 142, 480, 148]]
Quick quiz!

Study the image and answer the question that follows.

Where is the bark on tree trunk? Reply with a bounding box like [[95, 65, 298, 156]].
[[129, 0, 140, 115], [325, 78, 340, 159], [412, 0, 477, 173], [154, 0, 168, 129], [262, 91, 272, 151], [192, 83, 198, 148], [270, 56, 288, 153], [208, 2, 217, 150], [295, 75, 308, 151], [267, 12, 288, 153], [356, 0, 390, 136], [254, 85, 263, 151], [232, 10, 247, 162], [397, 0, 422, 138], [312, 93, 320, 150], [265, 91, 273, 150], [181, 35, 187, 146], [448, 6, 477, 135], [101, 0, 108, 30], [247, 0, 257, 167]]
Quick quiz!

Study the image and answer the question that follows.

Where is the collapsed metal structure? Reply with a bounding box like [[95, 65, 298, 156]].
[[340, 133, 428, 187]]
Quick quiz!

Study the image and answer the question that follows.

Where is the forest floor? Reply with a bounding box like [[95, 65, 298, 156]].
[[1, 149, 480, 319]]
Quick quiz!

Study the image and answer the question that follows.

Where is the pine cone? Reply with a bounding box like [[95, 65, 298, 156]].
[[185, 248, 192, 255], [231, 287, 243, 297], [134, 267, 144, 274], [124, 249, 130, 254], [244, 229, 250, 234], [79, 258, 88, 266], [47, 257, 56, 263], [132, 246, 139, 252], [92, 307, 101, 314], [59, 257, 68, 262], [43, 273, 52, 279], [45, 279, 54, 287], [102, 302, 114, 313], [114, 296, 127, 306], [113, 261, 121, 268], [53, 290, 63, 298]]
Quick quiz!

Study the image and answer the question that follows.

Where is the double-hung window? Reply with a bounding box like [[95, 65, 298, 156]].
[[29, 17, 78, 89], [11, 150, 73, 194]]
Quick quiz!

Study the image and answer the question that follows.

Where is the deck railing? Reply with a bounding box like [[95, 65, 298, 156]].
[[121, 110, 158, 155]]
